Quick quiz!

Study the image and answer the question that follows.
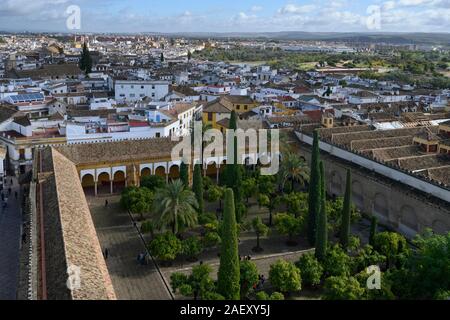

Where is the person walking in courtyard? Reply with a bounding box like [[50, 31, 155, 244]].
[[105, 199, 109, 207]]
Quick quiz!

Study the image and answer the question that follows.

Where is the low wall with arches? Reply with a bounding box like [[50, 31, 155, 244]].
[[296, 133, 450, 238]]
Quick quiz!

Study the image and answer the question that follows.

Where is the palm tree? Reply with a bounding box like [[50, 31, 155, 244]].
[[279, 153, 310, 193], [153, 180, 199, 235]]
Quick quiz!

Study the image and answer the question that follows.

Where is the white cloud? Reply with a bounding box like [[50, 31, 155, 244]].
[[328, 0, 348, 8], [277, 4, 316, 15], [382, 1, 396, 10], [0, 0, 449, 33], [250, 5, 263, 13], [398, 0, 433, 6], [0, 0, 69, 15]]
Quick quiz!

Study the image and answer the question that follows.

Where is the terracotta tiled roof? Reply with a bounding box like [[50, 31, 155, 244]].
[[0, 104, 21, 123], [371, 145, 424, 161], [10, 64, 83, 79], [67, 108, 117, 118], [203, 99, 232, 113], [13, 115, 31, 127], [159, 103, 195, 118], [351, 136, 413, 151], [332, 127, 438, 148], [222, 95, 254, 104], [39, 148, 116, 300], [54, 137, 179, 165], [387, 153, 450, 171], [172, 85, 198, 96], [424, 166, 450, 186]]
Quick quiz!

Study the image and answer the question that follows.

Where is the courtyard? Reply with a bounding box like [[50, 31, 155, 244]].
[[88, 191, 376, 300]]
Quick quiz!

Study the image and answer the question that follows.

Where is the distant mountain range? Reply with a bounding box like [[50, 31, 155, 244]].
[[164, 32, 450, 46]]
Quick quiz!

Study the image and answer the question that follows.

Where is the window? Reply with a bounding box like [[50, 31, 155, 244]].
[[244, 105, 248, 110], [130, 94, 135, 98], [131, 85, 134, 89], [208, 113, 213, 121], [156, 132, 160, 138], [152, 85, 155, 89], [152, 93, 155, 97], [141, 85, 144, 89]]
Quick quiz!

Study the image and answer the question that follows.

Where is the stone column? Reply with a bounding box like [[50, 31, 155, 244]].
[[94, 180, 98, 196], [110, 180, 113, 194]]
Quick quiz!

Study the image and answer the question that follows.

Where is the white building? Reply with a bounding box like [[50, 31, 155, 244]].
[[90, 97, 116, 110], [115, 80, 169, 102]]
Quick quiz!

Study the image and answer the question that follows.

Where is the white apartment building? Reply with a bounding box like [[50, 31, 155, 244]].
[[115, 80, 169, 102]]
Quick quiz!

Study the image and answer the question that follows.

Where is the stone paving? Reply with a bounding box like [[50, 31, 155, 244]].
[[87, 195, 172, 300], [87, 192, 376, 300], [0, 176, 23, 300]]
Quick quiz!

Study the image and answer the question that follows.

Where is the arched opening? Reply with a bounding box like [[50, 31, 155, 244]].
[[330, 171, 342, 196], [168, 165, 180, 180], [113, 171, 126, 193], [155, 166, 166, 178], [399, 205, 418, 237], [97, 172, 111, 195], [205, 162, 218, 178], [81, 174, 95, 195], [141, 167, 151, 178], [373, 193, 389, 220]]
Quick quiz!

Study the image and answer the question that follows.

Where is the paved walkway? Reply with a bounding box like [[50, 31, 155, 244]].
[[88, 196, 172, 300], [0, 177, 23, 300]]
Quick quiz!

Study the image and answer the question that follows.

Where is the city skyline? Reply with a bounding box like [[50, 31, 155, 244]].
[[0, 0, 450, 33]]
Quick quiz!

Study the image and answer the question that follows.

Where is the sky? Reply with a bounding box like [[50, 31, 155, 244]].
[[0, 0, 449, 33]]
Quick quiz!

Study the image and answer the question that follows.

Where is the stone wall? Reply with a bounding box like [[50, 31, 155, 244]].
[[296, 135, 450, 238]]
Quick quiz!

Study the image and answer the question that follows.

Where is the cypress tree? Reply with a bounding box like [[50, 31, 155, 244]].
[[340, 169, 352, 249], [307, 130, 321, 246], [320, 160, 325, 199], [180, 162, 189, 187], [217, 188, 240, 300], [369, 216, 378, 247], [193, 164, 203, 214], [160, 52, 164, 62], [315, 161, 327, 262], [79, 42, 92, 74]]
